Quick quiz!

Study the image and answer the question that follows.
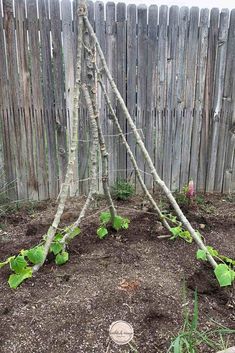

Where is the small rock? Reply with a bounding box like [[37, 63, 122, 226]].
[[199, 223, 206, 229]]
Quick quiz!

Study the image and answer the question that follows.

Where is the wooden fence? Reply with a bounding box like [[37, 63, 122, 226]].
[[0, 0, 234, 200]]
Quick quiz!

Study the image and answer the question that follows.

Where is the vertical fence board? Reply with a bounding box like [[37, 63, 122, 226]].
[[198, 8, 219, 191], [50, 0, 67, 186], [27, 0, 49, 200], [0, 0, 16, 196], [15, 0, 39, 200], [136, 5, 147, 190], [145, 5, 157, 189], [190, 9, 209, 187], [61, 0, 79, 196], [106, 1, 117, 185], [126, 4, 137, 183], [163, 6, 179, 188], [180, 7, 199, 188], [38, 0, 58, 197], [3, 0, 26, 199], [172, 7, 189, 191], [95, 1, 105, 192], [155, 5, 168, 180], [116, 3, 127, 180], [206, 9, 229, 191], [215, 9, 235, 192], [223, 9, 235, 193]]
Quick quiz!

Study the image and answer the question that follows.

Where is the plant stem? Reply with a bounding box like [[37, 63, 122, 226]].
[[84, 15, 217, 269]]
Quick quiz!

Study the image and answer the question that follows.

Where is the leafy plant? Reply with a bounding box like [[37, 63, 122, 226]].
[[196, 246, 235, 287], [168, 290, 235, 353], [97, 211, 130, 239], [0, 226, 81, 288], [111, 180, 135, 201]]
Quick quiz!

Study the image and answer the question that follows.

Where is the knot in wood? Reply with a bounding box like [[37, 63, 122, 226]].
[[77, 4, 87, 16]]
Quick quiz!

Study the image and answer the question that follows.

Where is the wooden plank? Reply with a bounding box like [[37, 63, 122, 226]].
[[116, 2, 126, 181], [105, 1, 117, 186], [198, 8, 219, 191], [206, 8, 229, 192], [3, 0, 26, 199], [15, 0, 39, 200], [171, 6, 189, 191], [155, 5, 168, 180], [145, 4, 158, 190], [126, 4, 137, 185], [27, 0, 48, 200], [61, 0, 79, 196], [38, 0, 58, 198], [163, 5, 179, 188], [222, 9, 235, 193], [180, 7, 199, 189], [94, 1, 105, 192], [50, 0, 67, 186], [189, 8, 209, 187], [215, 9, 235, 192], [0, 0, 16, 196], [136, 4, 147, 190]]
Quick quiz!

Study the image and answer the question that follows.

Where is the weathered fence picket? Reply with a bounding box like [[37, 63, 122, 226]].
[[0, 0, 234, 200]]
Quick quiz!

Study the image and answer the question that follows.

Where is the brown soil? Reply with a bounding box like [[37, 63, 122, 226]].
[[0, 194, 235, 353]]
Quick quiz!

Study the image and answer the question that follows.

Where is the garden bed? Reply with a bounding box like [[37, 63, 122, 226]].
[[0, 194, 234, 353]]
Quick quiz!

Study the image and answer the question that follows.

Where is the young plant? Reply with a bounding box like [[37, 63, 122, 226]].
[[168, 290, 235, 353], [196, 246, 235, 287], [0, 226, 81, 288], [97, 211, 130, 239], [111, 180, 135, 201]]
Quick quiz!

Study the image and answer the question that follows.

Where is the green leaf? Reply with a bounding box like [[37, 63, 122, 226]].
[[26, 246, 45, 265], [67, 227, 81, 240], [120, 218, 130, 229], [113, 215, 123, 231], [100, 212, 111, 225], [55, 251, 69, 266], [10, 255, 28, 273], [170, 226, 181, 237], [191, 290, 198, 331], [54, 233, 63, 241], [219, 255, 235, 266], [196, 249, 207, 261], [8, 267, 33, 289], [207, 246, 218, 257], [0, 256, 15, 268], [214, 264, 234, 287], [179, 231, 193, 243], [50, 242, 63, 255], [173, 336, 181, 353], [97, 227, 108, 239]]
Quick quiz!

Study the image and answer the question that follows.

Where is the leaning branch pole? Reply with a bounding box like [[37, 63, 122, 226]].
[[83, 34, 116, 222], [33, 1, 86, 271], [97, 75, 171, 233], [84, 15, 217, 269], [62, 84, 99, 245]]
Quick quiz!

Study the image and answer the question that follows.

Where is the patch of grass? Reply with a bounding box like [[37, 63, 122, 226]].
[[168, 290, 235, 353], [111, 180, 135, 201]]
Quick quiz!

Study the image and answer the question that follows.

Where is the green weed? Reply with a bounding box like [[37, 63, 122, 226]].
[[168, 290, 235, 353], [111, 180, 135, 201]]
